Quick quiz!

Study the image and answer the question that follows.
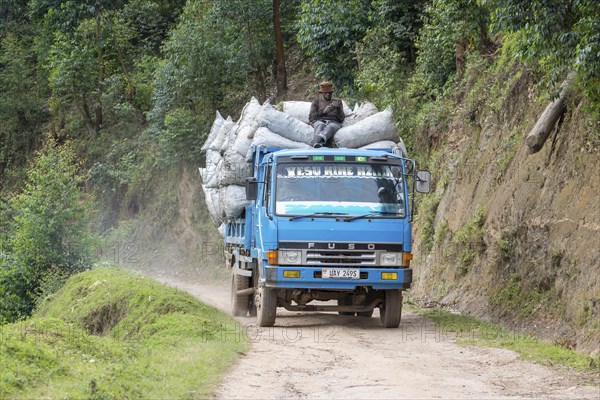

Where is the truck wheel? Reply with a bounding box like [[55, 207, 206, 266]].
[[379, 290, 402, 328], [255, 286, 277, 327], [230, 274, 250, 317]]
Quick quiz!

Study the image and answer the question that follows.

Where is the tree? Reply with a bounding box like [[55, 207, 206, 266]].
[[148, 0, 276, 163], [355, 0, 427, 105], [415, 0, 491, 93], [30, 1, 186, 137], [487, 0, 600, 105], [1, 142, 94, 321], [273, 0, 287, 96], [0, 6, 48, 177], [296, 0, 371, 88], [208, 0, 274, 101]]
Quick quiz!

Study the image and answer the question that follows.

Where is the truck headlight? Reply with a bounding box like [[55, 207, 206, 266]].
[[279, 250, 302, 265], [380, 252, 402, 266]]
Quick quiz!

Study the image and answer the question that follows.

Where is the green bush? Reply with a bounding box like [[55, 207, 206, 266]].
[[0, 142, 94, 322], [451, 205, 486, 275]]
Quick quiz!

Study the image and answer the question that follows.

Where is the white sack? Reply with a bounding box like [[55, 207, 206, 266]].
[[202, 185, 222, 227], [220, 185, 250, 219], [217, 223, 226, 238], [282, 101, 311, 123], [334, 108, 398, 148], [396, 138, 408, 158], [205, 149, 221, 168], [232, 97, 261, 155], [201, 111, 224, 151], [342, 100, 353, 118], [343, 102, 379, 127], [232, 125, 255, 156], [359, 140, 398, 149], [217, 151, 252, 187], [208, 116, 234, 152], [220, 122, 238, 153], [204, 164, 222, 188], [246, 127, 312, 161], [258, 102, 315, 144], [203, 150, 222, 188], [354, 101, 379, 116]]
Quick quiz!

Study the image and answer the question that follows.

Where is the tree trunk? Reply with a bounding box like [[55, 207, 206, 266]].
[[525, 73, 575, 154], [111, 20, 136, 102], [455, 39, 468, 80], [255, 67, 267, 103], [273, 0, 287, 96], [80, 92, 96, 135], [94, 13, 104, 134]]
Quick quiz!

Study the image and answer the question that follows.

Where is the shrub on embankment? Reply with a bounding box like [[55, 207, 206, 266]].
[[0, 267, 247, 399]]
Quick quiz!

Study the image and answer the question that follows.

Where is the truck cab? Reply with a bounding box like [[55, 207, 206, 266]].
[[226, 146, 430, 327]]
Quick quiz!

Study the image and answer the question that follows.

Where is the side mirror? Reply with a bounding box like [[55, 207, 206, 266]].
[[416, 170, 431, 193], [245, 177, 258, 200]]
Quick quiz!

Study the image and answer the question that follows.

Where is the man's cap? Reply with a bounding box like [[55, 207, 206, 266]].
[[319, 81, 335, 93]]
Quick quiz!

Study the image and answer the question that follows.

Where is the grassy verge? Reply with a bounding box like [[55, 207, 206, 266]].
[[420, 308, 600, 379], [0, 267, 248, 399]]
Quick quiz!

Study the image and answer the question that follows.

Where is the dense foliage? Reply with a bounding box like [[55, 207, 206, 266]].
[[487, 0, 600, 104], [0, 0, 599, 321], [0, 143, 92, 322], [149, 0, 275, 163]]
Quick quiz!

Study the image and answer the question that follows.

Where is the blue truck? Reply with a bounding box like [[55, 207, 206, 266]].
[[225, 145, 430, 327]]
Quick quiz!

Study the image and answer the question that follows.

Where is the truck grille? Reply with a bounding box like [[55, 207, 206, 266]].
[[306, 250, 376, 266]]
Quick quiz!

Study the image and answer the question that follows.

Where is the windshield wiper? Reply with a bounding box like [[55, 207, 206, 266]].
[[344, 211, 403, 222], [288, 212, 349, 221]]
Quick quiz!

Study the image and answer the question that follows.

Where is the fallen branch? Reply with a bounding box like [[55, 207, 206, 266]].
[[525, 72, 575, 154]]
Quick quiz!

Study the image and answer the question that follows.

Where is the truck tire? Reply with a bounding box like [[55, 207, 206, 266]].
[[379, 290, 402, 328], [230, 273, 250, 317], [256, 286, 277, 327]]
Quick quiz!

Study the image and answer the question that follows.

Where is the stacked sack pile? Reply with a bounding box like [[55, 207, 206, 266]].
[[199, 97, 408, 235]]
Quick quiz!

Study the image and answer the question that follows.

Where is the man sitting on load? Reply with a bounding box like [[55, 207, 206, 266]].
[[309, 81, 345, 148]]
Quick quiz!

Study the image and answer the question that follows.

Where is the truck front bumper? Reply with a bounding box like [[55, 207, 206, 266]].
[[263, 266, 412, 290]]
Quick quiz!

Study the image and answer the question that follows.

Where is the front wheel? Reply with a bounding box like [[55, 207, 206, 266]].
[[255, 286, 277, 327], [379, 290, 402, 328]]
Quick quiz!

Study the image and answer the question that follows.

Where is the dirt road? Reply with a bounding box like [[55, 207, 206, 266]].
[[162, 279, 599, 400]]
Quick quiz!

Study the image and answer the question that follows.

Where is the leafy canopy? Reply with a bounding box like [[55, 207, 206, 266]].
[[1, 142, 94, 322], [296, 0, 371, 88]]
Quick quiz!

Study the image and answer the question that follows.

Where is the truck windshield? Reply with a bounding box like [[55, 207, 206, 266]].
[[275, 162, 406, 217]]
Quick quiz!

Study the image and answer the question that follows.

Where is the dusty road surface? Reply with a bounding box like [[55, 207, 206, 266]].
[[161, 278, 599, 400]]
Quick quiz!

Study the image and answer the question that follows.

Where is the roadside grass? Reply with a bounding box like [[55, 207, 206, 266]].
[[0, 267, 248, 399], [419, 308, 600, 379]]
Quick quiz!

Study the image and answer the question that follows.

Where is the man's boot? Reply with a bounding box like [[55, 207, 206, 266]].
[[313, 135, 326, 148]]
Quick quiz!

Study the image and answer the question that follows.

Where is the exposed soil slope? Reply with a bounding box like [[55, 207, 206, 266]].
[[410, 68, 600, 353]]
